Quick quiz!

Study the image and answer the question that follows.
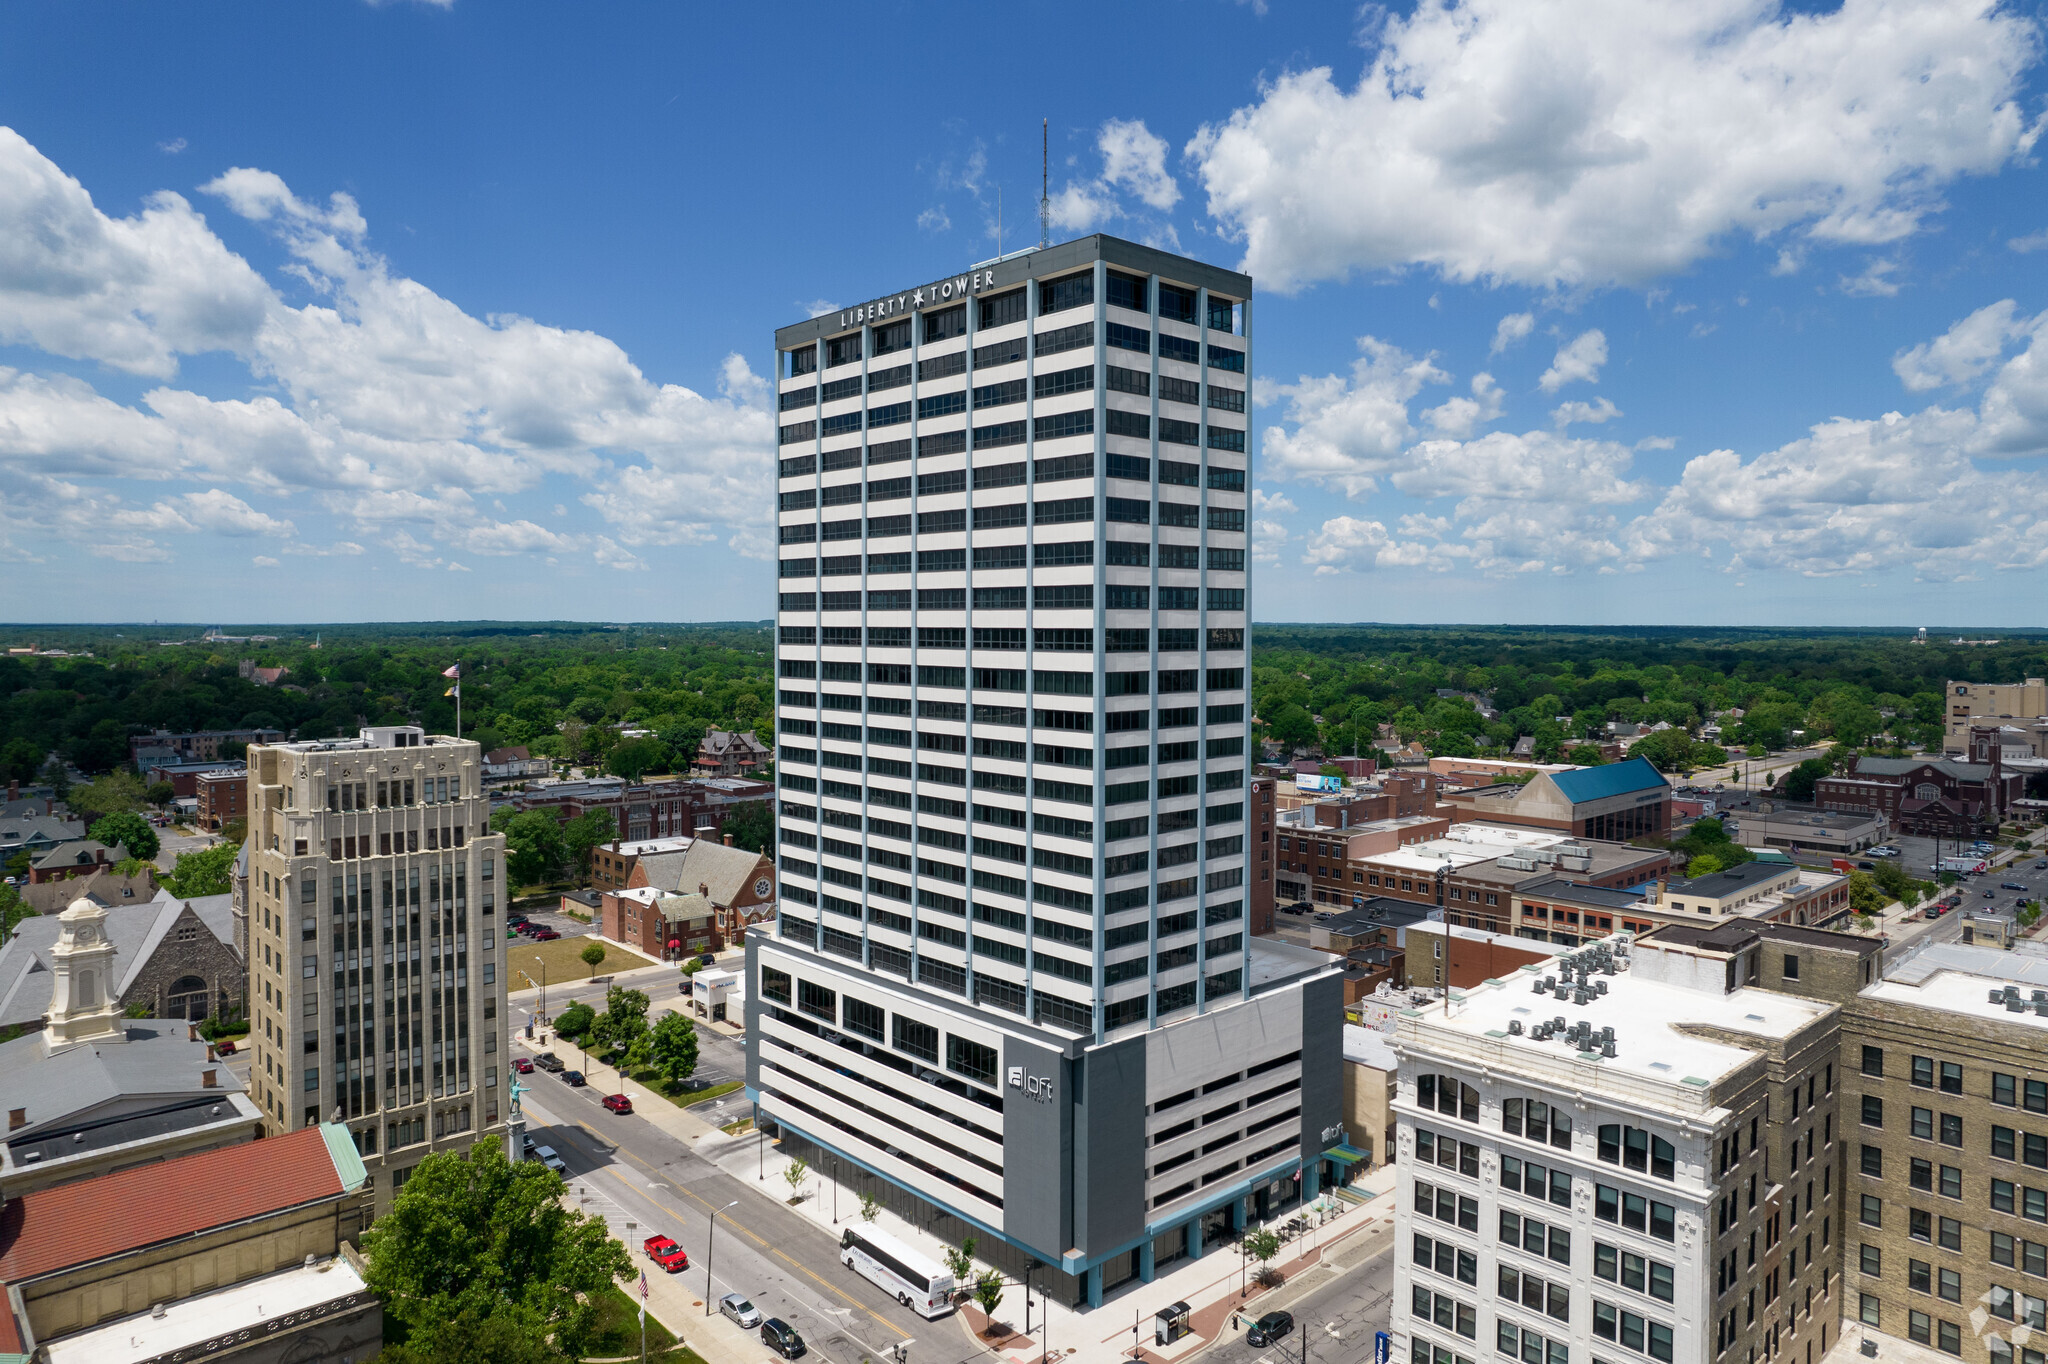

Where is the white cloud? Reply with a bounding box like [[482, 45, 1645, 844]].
[[1892, 300, 2029, 391], [1552, 396, 1621, 427], [1185, 0, 2042, 292], [1258, 336, 1447, 496], [0, 129, 778, 568], [1252, 488, 1298, 516], [1489, 312, 1535, 355], [252, 555, 279, 567], [1840, 258, 1904, 297], [916, 206, 950, 233], [1097, 119, 1180, 212], [158, 137, 187, 155], [1540, 330, 1607, 392], [2010, 230, 2048, 253], [1423, 372, 1505, 439]]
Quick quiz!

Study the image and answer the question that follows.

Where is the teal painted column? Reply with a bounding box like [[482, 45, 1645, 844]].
[[1085, 1264, 1104, 1308], [1303, 1161, 1321, 1199], [1230, 1197, 1247, 1232], [1186, 1220, 1204, 1261]]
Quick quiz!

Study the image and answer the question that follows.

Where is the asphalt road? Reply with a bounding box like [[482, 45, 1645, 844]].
[[1203, 1223, 1396, 1364], [519, 1079, 943, 1364]]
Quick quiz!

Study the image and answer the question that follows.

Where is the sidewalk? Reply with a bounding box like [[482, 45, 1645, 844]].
[[689, 1117, 1401, 1364]]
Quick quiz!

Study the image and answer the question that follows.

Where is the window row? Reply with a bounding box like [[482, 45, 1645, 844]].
[[757, 965, 997, 1086], [777, 632, 1244, 668]]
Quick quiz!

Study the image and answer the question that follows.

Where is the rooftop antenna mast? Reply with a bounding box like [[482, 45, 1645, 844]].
[[1039, 118, 1050, 250]]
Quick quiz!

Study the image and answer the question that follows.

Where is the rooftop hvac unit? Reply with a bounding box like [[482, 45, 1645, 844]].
[[1557, 855, 1593, 872]]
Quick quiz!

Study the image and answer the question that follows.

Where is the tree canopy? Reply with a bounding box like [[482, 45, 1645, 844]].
[[88, 811, 158, 863], [359, 1135, 630, 1359]]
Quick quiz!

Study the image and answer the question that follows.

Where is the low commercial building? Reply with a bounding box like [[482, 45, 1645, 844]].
[[1441, 756, 1673, 840], [1403, 920, 1567, 991], [141, 757, 244, 800], [1308, 896, 1439, 954], [1722, 804, 1886, 855], [590, 834, 694, 893], [1341, 1023, 1396, 1169], [0, 1122, 376, 1360], [1511, 861, 1852, 948]]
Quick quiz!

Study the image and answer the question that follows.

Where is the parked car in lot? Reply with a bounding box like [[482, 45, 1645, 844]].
[[533, 1053, 565, 1072], [1248, 1313, 1294, 1348], [512, 1056, 534, 1074], [719, 1295, 763, 1329], [533, 1144, 567, 1174], [534, 928, 561, 941], [601, 1093, 633, 1114], [644, 1234, 689, 1272], [761, 1319, 806, 1358], [561, 1069, 587, 1086]]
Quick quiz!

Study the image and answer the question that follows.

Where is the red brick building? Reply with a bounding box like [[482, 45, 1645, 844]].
[[1250, 775, 1275, 935], [626, 836, 776, 945], [1814, 726, 2023, 837], [195, 769, 246, 830], [598, 886, 716, 960]]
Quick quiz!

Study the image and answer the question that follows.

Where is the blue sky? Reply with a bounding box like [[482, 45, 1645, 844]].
[[3, 0, 2048, 626]]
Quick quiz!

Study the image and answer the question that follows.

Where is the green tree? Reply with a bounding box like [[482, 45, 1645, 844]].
[[944, 1236, 978, 1286], [647, 1010, 699, 1087], [972, 1269, 1005, 1323], [1566, 744, 1607, 766], [723, 800, 774, 854], [39, 756, 71, 800], [579, 941, 607, 977], [492, 808, 566, 886], [1242, 1227, 1282, 1284], [604, 736, 667, 784], [143, 781, 176, 808], [359, 1136, 630, 1360], [858, 1191, 880, 1223], [783, 1156, 810, 1201], [69, 770, 146, 822], [552, 1000, 596, 1040], [1848, 871, 1889, 917], [1, 882, 34, 945], [1777, 757, 1833, 803], [163, 840, 239, 897], [561, 809, 616, 884], [373, 1305, 571, 1364], [588, 986, 651, 1071], [88, 811, 159, 863]]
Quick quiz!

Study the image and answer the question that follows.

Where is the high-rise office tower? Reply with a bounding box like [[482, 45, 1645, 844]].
[[749, 236, 1344, 1307], [243, 726, 509, 1213]]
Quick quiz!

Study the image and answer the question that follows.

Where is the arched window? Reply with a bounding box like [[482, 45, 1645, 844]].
[[1916, 783, 1941, 801], [169, 974, 211, 1021]]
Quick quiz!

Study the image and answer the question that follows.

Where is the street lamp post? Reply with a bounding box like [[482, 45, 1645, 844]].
[[705, 1199, 738, 1317], [1023, 1259, 1038, 1341], [831, 1153, 839, 1223], [534, 956, 548, 1022]]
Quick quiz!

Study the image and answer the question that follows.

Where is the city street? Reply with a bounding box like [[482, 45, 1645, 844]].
[[1200, 1227, 1396, 1364]]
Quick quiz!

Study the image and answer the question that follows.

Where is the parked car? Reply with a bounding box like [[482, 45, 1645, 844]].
[[534, 928, 561, 941], [644, 1234, 689, 1272], [533, 1144, 567, 1174], [561, 1069, 587, 1086], [698, 952, 718, 967], [512, 1056, 534, 1074], [533, 1053, 565, 1072], [719, 1295, 763, 1329], [1856, 861, 1875, 870], [761, 1319, 806, 1359], [522, 1134, 537, 1155], [601, 1093, 633, 1114], [1248, 1312, 1294, 1348]]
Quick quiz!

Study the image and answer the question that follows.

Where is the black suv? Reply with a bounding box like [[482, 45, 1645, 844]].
[[761, 1319, 806, 1359]]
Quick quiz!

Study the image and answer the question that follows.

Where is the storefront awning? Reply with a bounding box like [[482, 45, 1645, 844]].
[[1325, 1144, 1370, 1165]]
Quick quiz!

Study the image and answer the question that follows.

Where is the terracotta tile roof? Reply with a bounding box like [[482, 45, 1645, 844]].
[[0, 1124, 346, 1283]]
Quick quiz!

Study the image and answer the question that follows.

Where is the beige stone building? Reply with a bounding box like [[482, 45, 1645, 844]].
[[242, 725, 508, 1214], [1944, 677, 2048, 754]]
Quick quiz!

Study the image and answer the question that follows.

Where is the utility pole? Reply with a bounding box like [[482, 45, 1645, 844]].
[[705, 1199, 738, 1316]]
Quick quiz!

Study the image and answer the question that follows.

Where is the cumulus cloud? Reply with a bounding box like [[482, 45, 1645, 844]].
[[1490, 312, 1535, 355], [0, 128, 777, 569], [1893, 300, 2030, 391], [1186, 0, 2042, 292], [1539, 330, 1607, 392], [1259, 337, 1448, 496], [1422, 372, 1505, 439], [1553, 397, 1621, 428], [1049, 119, 1181, 231]]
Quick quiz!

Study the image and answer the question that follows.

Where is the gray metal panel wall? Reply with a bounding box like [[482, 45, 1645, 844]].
[[1073, 1034, 1148, 1256], [1000, 1032, 1075, 1259], [1295, 971, 1344, 1160]]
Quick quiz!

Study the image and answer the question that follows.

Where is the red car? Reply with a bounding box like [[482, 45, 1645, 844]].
[[601, 1093, 633, 1114], [215, 1039, 237, 1055], [512, 1056, 534, 1074], [644, 1234, 689, 1272], [534, 929, 561, 941]]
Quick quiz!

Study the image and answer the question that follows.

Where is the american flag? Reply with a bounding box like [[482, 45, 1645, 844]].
[[640, 1270, 649, 1301]]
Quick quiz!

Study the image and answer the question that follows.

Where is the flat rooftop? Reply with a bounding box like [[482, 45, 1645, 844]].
[[1408, 950, 1828, 1091], [1249, 934, 1343, 991], [43, 1256, 370, 1364], [1731, 807, 1881, 829], [1368, 824, 1573, 872]]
